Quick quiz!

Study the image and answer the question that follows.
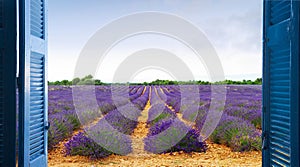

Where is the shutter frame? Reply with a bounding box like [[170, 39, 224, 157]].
[[0, 0, 17, 166], [263, 0, 300, 166], [290, 1, 299, 167], [19, 0, 48, 166], [262, 1, 270, 166]]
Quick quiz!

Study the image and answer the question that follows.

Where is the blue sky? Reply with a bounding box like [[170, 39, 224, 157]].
[[49, 0, 262, 82]]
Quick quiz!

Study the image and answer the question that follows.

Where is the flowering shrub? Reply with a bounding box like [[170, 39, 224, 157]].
[[145, 118, 207, 153], [210, 114, 261, 151], [147, 104, 176, 126], [64, 132, 112, 159], [48, 111, 79, 149], [104, 109, 138, 135]]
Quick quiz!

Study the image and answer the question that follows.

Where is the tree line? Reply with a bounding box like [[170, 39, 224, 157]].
[[48, 75, 106, 86], [48, 75, 262, 86]]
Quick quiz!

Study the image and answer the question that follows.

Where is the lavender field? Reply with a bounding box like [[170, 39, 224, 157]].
[[47, 85, 262, 159]]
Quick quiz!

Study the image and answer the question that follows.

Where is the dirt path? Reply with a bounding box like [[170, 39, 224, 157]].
[[49, 140, 261, 167], [128, 86, 152, 156]]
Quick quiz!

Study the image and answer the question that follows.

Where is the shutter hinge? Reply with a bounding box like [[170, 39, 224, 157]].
[[45, 122, 50, 130], [262, 131, 268, 150]]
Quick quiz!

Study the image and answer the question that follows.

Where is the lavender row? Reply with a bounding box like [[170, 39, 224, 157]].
[[209, 113, 261, 151], [64, 86, 150, 158], [144, 88, 207, 153]]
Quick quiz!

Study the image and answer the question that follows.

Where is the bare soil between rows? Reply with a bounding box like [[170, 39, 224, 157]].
[[48, 140, 261, 167]]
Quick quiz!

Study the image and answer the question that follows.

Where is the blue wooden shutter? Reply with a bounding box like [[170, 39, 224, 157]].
[[19, 0, 48, 166], [0, 0, 17, 166], [263, 0, 299, 166]]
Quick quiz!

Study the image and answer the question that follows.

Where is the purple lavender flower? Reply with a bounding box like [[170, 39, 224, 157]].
[[64, 132, 112, 159], [144, 118, 207, 153], [210, 113, 261, 151]]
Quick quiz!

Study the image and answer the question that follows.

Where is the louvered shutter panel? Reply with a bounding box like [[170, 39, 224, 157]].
[[19, 0, 48, 166], [263, 0, 299, 166], [0, 0, 17, 166]]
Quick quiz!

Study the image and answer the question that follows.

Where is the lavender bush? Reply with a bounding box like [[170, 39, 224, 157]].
[[144, 118, 207, 153], [147, 105, 176, 126], [209, 113, 261, 151], [64, 132, 112, 159], [104, 109, 139, 135]]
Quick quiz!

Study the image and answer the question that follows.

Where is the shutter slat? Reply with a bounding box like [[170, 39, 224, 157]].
[[30, 122, 44, 131], [269, 48, 289, 57], [270, 124, 289, 135], [30, 96, 43, 101], [30, 103, 43, 109], [30, 0, 44, 38], [270, 91, 289, 98], [30, 100, 43, 105], [30, 135, 44, 145], [270, 1, 291, 25], [30, 87, 43, 92], [30, 63, 43, 69], [270, 97, 289, 104], [30, 126, 43, 136], [270, 85, 289, 92], [30, 140, 44, 151], [30, 114, 43, 122], [270, 135, 290, 148], [30, 109, 43, 116], [29, 131, 43, 140], [270, 113, 290, 122], [270, 103, 290, 110], [30, 146, 43, 160], [270, 142, 290, 156], [270, 153, 290, 167], [30, 57, 43, 64], [270, 119, 290, 129]]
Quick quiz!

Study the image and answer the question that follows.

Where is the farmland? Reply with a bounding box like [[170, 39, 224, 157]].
[[47, 85, 262, 166]]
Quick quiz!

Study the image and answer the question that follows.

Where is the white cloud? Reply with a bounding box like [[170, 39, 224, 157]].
[[198, 5, 262, 79]]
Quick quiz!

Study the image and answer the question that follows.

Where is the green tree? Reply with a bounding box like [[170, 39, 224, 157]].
[[61, 80, 71, 85], [94, 79, 103, 85], [82, 75, 93, 81], [72, 77, 80, 85]]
